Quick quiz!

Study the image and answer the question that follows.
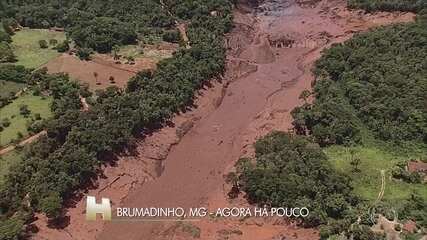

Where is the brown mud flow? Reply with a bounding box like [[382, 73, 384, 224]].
[[32, 0, 414, 239]]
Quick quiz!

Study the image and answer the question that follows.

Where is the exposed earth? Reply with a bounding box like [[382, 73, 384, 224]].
[[44, 42, 177, 89], [32, 0, 414, 239]]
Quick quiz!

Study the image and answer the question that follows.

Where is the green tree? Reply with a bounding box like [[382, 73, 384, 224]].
[[39, 192, 63, 219], [76, 47, 92, 60], [2, 118, 11, 127], [54, 40, 70, 52], [0, 42, 16, 63], [49, 39, 58, 46], [19, 104, 31, 117], [0, 216, 24, 240], [38, 39, 48, 49]]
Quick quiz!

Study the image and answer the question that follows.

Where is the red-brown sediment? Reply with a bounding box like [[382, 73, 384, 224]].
[[32, 0, 414, 239]]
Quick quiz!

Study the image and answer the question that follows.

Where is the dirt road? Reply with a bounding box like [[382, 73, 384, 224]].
[[33, 0, 414, 239], [0, 131, 47, 156]]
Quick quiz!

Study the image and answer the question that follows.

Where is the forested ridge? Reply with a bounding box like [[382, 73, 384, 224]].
[[291, 18, 427, 146], [0, 0, 233, 239]]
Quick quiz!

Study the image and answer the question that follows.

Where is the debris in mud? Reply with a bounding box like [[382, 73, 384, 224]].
[[296, 0, 322, 8], [268, 34, 295, 48], [257, 0, 293, 16], [217, 228, 243, 240]]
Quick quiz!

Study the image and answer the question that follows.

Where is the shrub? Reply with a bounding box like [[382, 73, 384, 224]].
[[39, 192, 62, 219], [38, 39, 48, 49], [76, 47, 93, 60], [49, 39, 58, 46], [16, 131, 24, 139], [2, 118, 11, 127], [34, 113, 42, 120], [162, 30, 181, 43], [19, 104, 31, 117], [0, 42, 16, 63], [54, 40, 70, 52]]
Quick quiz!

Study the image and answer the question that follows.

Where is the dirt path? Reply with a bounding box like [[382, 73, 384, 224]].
[[0, 130, 47, 156], [32, 1, 414, 239], [159, 0, 191, 48], [375, 170, 386, 204]]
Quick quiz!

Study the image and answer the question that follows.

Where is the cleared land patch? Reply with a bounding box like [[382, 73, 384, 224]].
[[0, 93, 52, 146], [326, 145, 427, 204], [11, 28, 66, 68], [45, 42, 177, 90], [119, 42, 177, 60]]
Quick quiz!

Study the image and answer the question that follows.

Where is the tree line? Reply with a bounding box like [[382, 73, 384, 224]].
[[348, 0, 427, 13], [0, 0, 233, 239]]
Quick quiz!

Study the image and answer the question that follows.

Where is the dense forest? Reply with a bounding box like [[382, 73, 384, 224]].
[[291, 18, 427, 146], [0, 0, 175, 52], [0, 0, 233, 239]]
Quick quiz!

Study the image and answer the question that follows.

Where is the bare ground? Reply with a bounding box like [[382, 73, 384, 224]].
[[44, 53, 158, 90], [32, 0, 415, 239]]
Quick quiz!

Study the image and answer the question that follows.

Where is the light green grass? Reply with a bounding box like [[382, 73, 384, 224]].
[[119, 44, 174, 60], [0, 150, 21, 183], [119, 45, 145, 58], [0, 80, 25, 98], [325, 145, 427, 204], [11, 29, 66, 68], [0, 93, 52, 146]]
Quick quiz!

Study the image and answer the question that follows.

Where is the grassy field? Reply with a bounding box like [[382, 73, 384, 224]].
[[119, 43, 175, 61], [326, 145, 427, 204], [0, 80, 25, 98], [119, 44, 145, 58], [11, 29, 66, 68], [0, 93, 52, 146], [0, 150, 21, 183]]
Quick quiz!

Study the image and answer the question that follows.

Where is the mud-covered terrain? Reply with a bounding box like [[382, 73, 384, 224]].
[[33, 0, 414, 239]]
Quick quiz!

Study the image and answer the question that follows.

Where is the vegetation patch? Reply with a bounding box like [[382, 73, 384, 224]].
[[11, 29, 65, 68], [292, 21, 427, 146], [325, 145, 427, 203], [0, 80, 24, 98], [0, 93, 52, 146], [0, 151, 21, 183]]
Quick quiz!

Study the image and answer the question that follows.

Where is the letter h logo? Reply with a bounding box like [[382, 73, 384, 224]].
[[86, 196, 112, 221]]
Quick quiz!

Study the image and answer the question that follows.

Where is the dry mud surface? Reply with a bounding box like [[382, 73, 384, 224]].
[[32, 0, 414, 239]]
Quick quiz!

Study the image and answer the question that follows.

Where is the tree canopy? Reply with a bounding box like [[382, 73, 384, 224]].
[[235, 132, 357, 227], [292, 20, 427, 146]]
